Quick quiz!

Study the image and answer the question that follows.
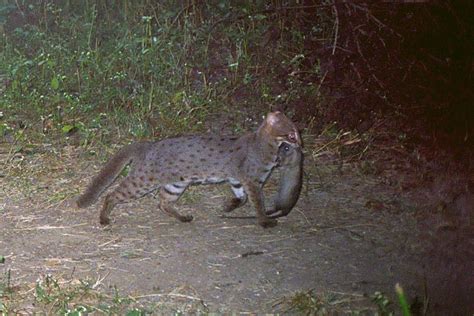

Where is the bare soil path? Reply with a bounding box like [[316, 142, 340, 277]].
[[0, 141, 471, 314]]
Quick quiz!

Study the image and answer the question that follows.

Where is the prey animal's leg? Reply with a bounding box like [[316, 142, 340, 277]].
[[242, 181, 277, 228], [158, 183, 193, 222], [223, 180, 248, 212], [100, 176, 151, 225]]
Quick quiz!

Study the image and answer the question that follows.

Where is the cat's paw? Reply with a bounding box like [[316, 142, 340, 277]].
[[223, 198, 245, 213], [179, 215, 194, 222], [99, 216, 110, 226], [258, 218, 278, 228]]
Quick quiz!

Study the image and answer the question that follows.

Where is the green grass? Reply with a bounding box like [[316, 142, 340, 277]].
[[32, 276, 147, 315], [1, 273, 209, 314], [0, 1, 332, 148]]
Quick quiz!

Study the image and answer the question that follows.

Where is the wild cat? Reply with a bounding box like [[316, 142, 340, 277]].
[[77, 112, 301, 228]]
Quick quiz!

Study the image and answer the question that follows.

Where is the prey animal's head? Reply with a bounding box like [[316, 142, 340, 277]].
[[259, 111, 301, 147]]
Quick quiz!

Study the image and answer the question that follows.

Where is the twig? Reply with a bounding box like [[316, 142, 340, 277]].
[[171, 1, 199, 26], [262, 235, 296, 243], [348, 2, 402, 38], [14, 0, 25, 16], [167, 293, 203, 301], [350, 62, 362, 81], [329, 290, 365, 297], [312, 223, 377, 231], [241, 251, 264, 258], [354, 33, 384, 89], [91, 271, 110, 290], [316, 70, 328, 95], [214, 224, 255, 230], [295, 208, 311, 225], [219, 215, 255, 219], [133, 293, 204, 301], [332, 2, 339, 55], [98, 237, 122, 248], [13, 223, 88, 231]]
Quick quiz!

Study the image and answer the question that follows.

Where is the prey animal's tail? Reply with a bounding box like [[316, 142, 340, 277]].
[[76, 142, 150, 208]]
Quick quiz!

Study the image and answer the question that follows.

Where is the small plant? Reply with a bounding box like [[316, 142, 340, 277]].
[[35, 274, 89, 311], [281, 287, 415, 315], [0, 269, 12, 314], [395, 283, 411, 316], [34, 275, 149, 314], [286, 289, 327, 315], [281, 289, 352, 315], [372, 291, 394, 316], [0, 269, 11, 295]]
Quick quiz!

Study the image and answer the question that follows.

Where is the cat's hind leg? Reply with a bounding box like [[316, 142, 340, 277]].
[[99, 176, 152, 225], [158, 183, 193, 222]]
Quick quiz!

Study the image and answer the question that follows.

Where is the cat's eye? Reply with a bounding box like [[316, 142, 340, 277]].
[[284, 144, 290, 151]]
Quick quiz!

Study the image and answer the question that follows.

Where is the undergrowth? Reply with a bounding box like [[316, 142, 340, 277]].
[[0, 271, 414, 315], [281, 287, 413, 316], [0, 0, 332, 148], [0, 273, 208, 314]]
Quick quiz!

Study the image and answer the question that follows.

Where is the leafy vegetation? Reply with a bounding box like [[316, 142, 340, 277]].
[[0, 0, 331, 148], [1, 274, 158, 314]]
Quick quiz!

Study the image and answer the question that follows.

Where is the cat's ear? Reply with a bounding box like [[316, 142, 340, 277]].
[[265, 111, 282, 128]]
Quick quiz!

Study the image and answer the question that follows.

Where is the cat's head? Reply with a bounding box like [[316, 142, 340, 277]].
[[260, 111, 301, 147]]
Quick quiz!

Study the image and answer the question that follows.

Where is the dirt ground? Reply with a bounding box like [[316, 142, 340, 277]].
[[0, 138, 472, 314]]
